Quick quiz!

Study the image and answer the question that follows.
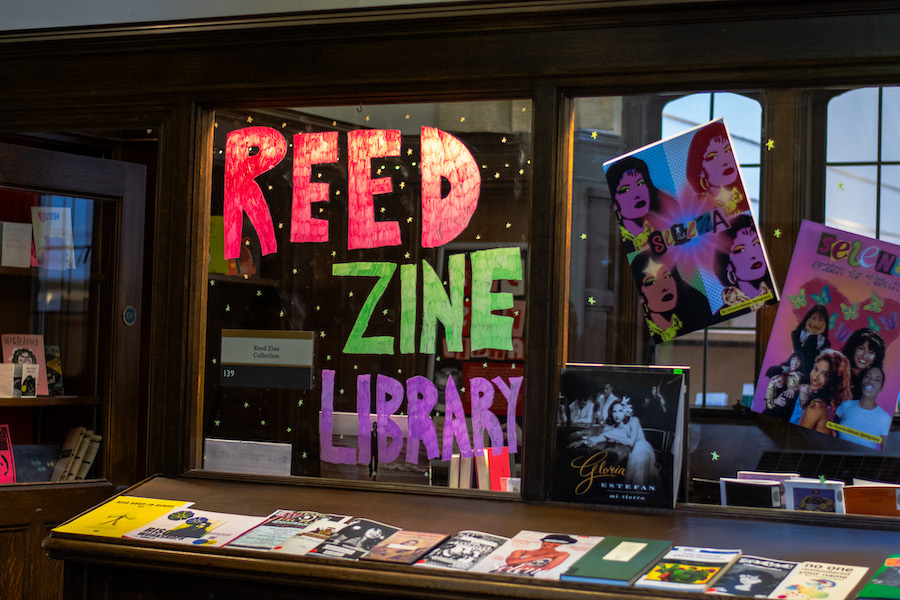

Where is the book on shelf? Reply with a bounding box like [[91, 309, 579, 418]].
[[124, 507, 268, 547], [1, 333, 49, 396], [706, 555, 800, 597], [44, 344, 64, 396], [783, 477, 845, 513], [843, 484, 900, 517], [360, 530, 449, 565], [719, 477, 782, 509], [306, 518, 401, 560], [769, 560, 869, 600], [634, 546, 742, 592], [50, 426, 86, 481], [63, 428, 93, 481], [487, 446, 512, 492], [19, 363, 39, 397], [559, 535, 673, 587], [469, 530, 604, 580], [552, 363, 688, 509], [225, 510, 328, 552], [602, 118, 778, 344], [415, 530, 509, 571], [269, 513, 352, 556], [53, 496, 194, 538], [474, 450, 490, 490], [752, 220, 900, 449], [0, 363, 14, 398], [73, 433, 102, 480], [858, 555, 900, 600], [0, 424, 15, 484]]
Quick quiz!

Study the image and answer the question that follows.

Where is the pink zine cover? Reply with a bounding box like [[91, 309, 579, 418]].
[[0, 424, 15, 483], [752, 220, 900, 450]]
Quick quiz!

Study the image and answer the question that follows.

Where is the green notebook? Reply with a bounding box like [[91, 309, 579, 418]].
[[560, 536, 674, 586], [858, 556, 900, 600]]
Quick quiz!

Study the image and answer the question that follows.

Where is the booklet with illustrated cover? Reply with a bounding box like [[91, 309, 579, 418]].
[[306, 518, 400, 560], [469, 530, 603, 580], [634, 546, 742, 592], [0, 424, 15, 484], [782, 477, 845, 513], [53, 496, 194, 538], [360, 530, 449, 564], [769, 561, 869, 600], [706, 555, 800, 597], [603, 119, 778, 344], [752, 220, 900, 449], [269, 513, 352, 556], [2, 333, 48, 396], [552, 363, 687, 509], [124, 507, 268, 547], [225, 510, 326, 551], [416, 530, 509, 571], [858, 555, 900, 600]]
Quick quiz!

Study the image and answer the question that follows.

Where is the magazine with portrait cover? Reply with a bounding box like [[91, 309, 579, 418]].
[[551, 363, 688, 509], [602, 119, 778, 344], [415, 530, 509, 571], [306, 518, 400, 560], [224, 509, 326, 551], [1, 333, 48, 396], [269, 513, 352, 556], [360, 530, 449, 565], [469, 530, 603, 580], [751, 220, 900, 450], [706, 555, 800, 597]]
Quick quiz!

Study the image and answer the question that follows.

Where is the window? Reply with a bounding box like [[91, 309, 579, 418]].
[[202, 101, 531, 493]]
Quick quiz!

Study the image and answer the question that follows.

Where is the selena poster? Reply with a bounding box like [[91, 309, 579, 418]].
[[552, 364, 687, 509], [752, 220, 900, 450], [603, 119, 778, 344]]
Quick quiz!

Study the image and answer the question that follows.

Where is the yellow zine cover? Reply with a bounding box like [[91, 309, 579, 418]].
[[53, 496, 193, 538]]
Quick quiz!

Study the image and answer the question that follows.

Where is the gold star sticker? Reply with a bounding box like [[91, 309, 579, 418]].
[[514, 310, 520, 316], [407, 148, 413, 156], [460, 117, 466, 122], [519, 169, 524, 175], [336, 190, 341, 195], [405, 252, 411, 259], [365, 115, 370, 122], [214, 420, 221, 426], [243, 402, 249, 408], [287, 427, 292, 433], [405, 114, 410, 119], [502, 136, 507, 143], [494, 172, 500, 179], [225, 304, 231, 311], [483, 363, 488, 368], [353, 364, 358, 370], [349, 291, 354, 298], [326, 354, 331, 360], [407, 216, 413, 223], [331, 251, 337, 257], [302, 451, 307, 459], [319, 208, 324, 213], [332, 121, 337, 126], [268, 184, 273, 190], [588, 296, 596, 305], [214, 122, 219, 128], [261, 420, 266, 426], [247, 116, 253, 123], [766, 139, 775, 151], [316, 305, 321, 311], [383, 309, 388, 315], [212, 358, 217, 364], [522, 107, 527, 112], [476, 234, 481, 240], [339, 389, 344, 395], [256, 290, 262, 296], [380, 206, 386, 213], [282, 122, 287, 128], [511, 364, 516, 369], [399, 182, 406, 189], [279, 310, 284, 317], [506, 223, 512, 228], [774, 229, 782, 238], [210, 280, 216, 286], [317, 173, 322, 178], [278, 222, 283, 229], [320, 331, 325, 338], [581, 233, 587, 240], [245, 239, 250, 246], [711, 451, 720, 460], [591, 131, 598, 139], [292, 268, 298, 274], [243, 274, 249, 279], [297, 399, 303, 407], [376, 168, 382, 175]]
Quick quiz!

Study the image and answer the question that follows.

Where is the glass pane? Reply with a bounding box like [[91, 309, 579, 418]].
[[882, 87, 900, 162], [827, 88, 879, 163], [825, 165, 877, 238], [881, 165, 900, 245], [713, 92, 762, 165], [662, 93, 711, 139], [0, 187, 99, 482], [203, 101, 531, 493]]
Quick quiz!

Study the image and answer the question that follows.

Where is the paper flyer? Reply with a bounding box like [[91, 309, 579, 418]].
[[124, 507, 268, 546], [53, 496, 194, 537]]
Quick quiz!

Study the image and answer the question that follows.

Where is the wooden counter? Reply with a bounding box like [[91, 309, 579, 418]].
[[43, 475, 900, 599]]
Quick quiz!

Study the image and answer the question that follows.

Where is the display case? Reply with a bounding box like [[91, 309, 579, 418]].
[[4, 1, 900, 599], [0, 142, 146, 600]]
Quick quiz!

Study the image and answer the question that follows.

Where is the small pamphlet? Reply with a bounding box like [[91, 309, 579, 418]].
[[53, 496, 194, 538], [770, 560, 869, 600], [270, 513, 352, 556], [307, 518, 401, 560], [707, 555, 800, 597], [225, 510, 327, 551], [360, 530, 449, 564], [634, 546, 742, 592], [415, 530, 509, 571]]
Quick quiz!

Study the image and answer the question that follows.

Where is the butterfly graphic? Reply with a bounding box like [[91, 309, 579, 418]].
[[787, 288, 806, 309], [864, 292, 885, 313], [810, 285, 831, 306], [868, 316, 881, 332], [828, 312, 838, 330], [878, 311, 897, 331], [834, 321, 851, 343], [840, 302, 859, 320]]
